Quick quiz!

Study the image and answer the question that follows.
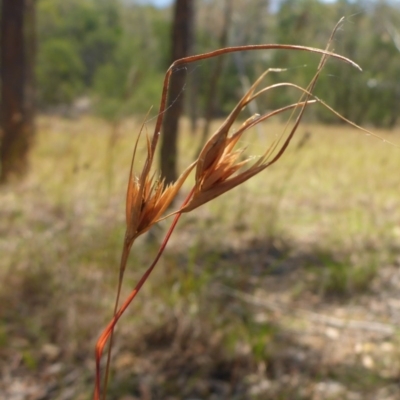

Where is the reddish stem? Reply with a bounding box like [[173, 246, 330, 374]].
[[94, 189, 193, 400]]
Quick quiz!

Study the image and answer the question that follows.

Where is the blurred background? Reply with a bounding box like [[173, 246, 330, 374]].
[[1, 0, 400, 399]]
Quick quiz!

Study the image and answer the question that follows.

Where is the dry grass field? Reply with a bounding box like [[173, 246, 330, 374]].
[[1, 115, 400, 399]]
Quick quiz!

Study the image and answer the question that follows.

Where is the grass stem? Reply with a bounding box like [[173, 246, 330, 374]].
[[94, 188, 194, 400]]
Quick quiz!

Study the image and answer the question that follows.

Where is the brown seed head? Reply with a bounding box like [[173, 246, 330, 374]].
[[125, 124, 195, 244]]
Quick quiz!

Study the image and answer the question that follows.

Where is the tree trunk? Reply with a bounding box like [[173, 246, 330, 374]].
[[196, 0, 232, 156], [160, 0, 193, 184], [0, 0, 35, 183]]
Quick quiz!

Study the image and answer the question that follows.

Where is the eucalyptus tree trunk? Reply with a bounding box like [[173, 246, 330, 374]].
[[0, 0, 36, 183], [160, 0, 193, 185], [196, 0, 232, 156]]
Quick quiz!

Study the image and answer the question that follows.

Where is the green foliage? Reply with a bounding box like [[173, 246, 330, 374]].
[[37, 0, 124, 106], [38, 0, 122, 82], [90, 4, 170, 121], [92, 33, 166, 121], [35, 0, 400, 127], [308, 250, 378, 297], [37, 38, 84, 105], [22, 350, 38, 370], [271, 0, 400, 127], [0, 324, 8, 348]]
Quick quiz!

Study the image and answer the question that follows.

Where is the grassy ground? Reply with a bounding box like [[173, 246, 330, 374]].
[[1, 115, 400, 399]]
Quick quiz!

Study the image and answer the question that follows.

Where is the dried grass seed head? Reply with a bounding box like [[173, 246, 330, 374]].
[[125, 123, 195, 243], [179, 76, 311, 213]]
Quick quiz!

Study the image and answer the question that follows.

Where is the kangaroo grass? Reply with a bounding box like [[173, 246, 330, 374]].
[[94, 19, 393, 400]]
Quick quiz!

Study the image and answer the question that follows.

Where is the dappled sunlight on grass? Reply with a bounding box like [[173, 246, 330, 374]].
[[1, 115, 400, 399]]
